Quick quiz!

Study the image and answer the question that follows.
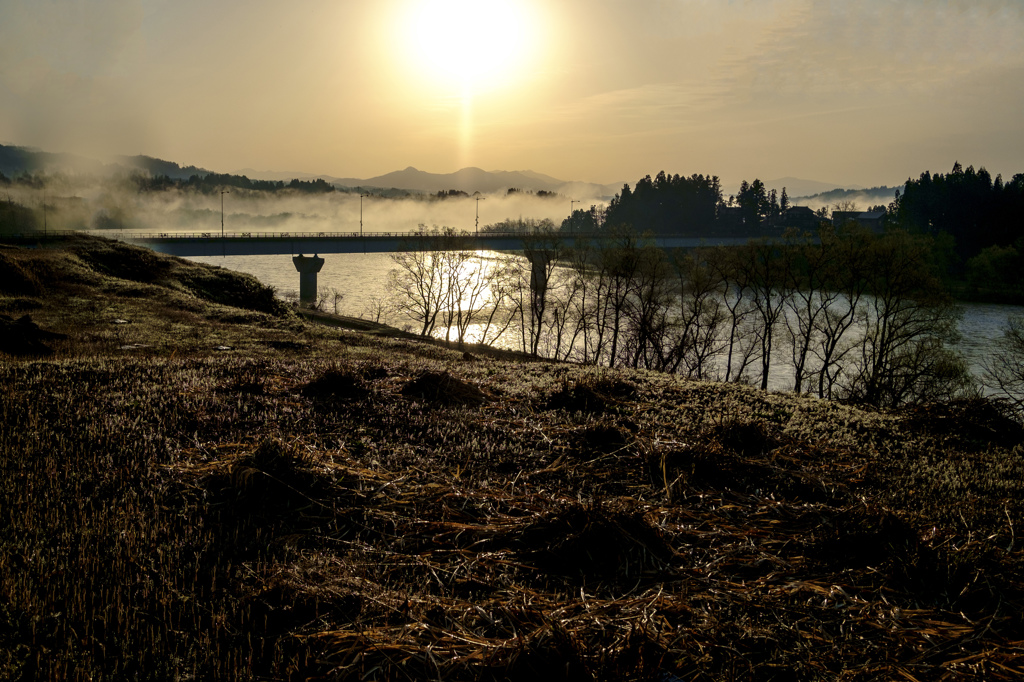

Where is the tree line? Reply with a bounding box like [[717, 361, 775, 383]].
[[386, 224, 970, 408], [134, 173, 336, 194], [893, 162, 1024, 302], [563, 163, 1024, 304], [564, 171, 817, 238]]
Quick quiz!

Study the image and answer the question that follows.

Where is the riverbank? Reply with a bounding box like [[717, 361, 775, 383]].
[[2, 235, 1023, 680]]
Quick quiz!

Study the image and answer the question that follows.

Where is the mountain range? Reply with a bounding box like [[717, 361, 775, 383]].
[[235, 165, 626, 200], [1, 143, 887, 202]]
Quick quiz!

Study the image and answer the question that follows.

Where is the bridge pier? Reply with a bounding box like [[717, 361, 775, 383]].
[[292, 254, 325, 307]]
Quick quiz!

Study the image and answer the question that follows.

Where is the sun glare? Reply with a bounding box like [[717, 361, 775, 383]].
[[400, 0, 536, 93]]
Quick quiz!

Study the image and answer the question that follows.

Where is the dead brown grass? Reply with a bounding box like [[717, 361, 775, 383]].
[[1, 235, 1022, 681]]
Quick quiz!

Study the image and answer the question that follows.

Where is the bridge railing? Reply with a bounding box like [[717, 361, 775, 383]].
[[4, 229, 768, 248], [119, 230, 606, 241]]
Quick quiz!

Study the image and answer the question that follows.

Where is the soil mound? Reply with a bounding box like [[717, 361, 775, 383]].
[[715, 419, 783, 458], [400, 370, 488, 406], [300, 367, 371, 402], [516, 501, 675, 585], [0, 314, 67, 356], [0, 252, 41, 295], [902, 398, 1024, 449], [546, 377, 636, 414], [572, 422, 632, 457]]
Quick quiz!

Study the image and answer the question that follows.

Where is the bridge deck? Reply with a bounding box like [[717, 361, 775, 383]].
[[116, 231, 758, 257]]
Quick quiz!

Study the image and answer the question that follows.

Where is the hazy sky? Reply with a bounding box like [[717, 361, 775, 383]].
[[1, 0, 1022, 189]]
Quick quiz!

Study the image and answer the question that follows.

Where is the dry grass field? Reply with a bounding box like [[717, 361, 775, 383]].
[[1, 235, 1023, 680]]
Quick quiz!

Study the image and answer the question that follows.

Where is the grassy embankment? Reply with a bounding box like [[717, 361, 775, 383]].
[[1, 234, 1023, 680]]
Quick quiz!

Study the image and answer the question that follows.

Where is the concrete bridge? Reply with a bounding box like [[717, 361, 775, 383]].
[[121, 229, 761, 305], [122, 230, 755, 258]]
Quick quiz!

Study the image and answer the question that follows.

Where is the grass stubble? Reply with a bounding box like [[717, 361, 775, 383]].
[[1, 235, 1023, 680]]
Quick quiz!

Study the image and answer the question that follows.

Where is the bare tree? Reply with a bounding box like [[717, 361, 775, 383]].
[[841, 230, 971, 407], [563, 237, 610, 364], [441, 250, 512, 345], [362, 295, 394, 324], [386, 227, 467, 337], [593, 226, 648, 367], [387, 245, 446, 336], [549, 242, 600, 363], [388, 226, 513, 345], [811, 225, 872, 399], [732, 238, 792, 390], [665, 248, 728, 380], [982, 315, 1024, 414], [521, 229, 566, 355], [314, 285, 331, 312], [328, 287, 344, 314], [780, 230, 832, 394], [623, 242, 673, 370], [709, 245, 758, 383]]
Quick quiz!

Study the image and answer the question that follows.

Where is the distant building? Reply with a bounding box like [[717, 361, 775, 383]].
[[779, 206, 822, 231], [716, 206, 745, 235], [832, 210, 887, 233]]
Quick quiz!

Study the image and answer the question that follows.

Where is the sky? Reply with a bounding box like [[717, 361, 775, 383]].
[[1, 0, 1023, 190]]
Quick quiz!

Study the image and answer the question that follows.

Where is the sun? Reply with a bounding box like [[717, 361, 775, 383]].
[[400, 0, 537, 93]]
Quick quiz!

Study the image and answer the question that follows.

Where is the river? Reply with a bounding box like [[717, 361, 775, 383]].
[[186, 251, 1024, 393]]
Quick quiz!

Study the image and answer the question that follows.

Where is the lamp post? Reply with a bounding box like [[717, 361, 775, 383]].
[[360, 193, 369, 238], [475, 195, 485, 236], [220, 190, 229, 238]]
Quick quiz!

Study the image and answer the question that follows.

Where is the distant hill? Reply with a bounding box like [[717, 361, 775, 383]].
[[313, 166, 622, 199], [0, 144, 210, 180], [0, 144, 104, 176], [763, 177, 862, 198], [233, 168, 325, 183], [117, 155, 211, 180], [793, 185, 902, 209]]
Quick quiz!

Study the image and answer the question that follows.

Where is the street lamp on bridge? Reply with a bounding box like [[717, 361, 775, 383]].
[[475, 196, 486, 236], [360, 193, 370, 238], [220, 190, 229, 239]]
